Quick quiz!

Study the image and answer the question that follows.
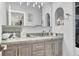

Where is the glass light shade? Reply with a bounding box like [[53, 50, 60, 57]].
[[20, 2, 22, 6], [33, 3, 35, 7], [35, 2, 37, 5], [38, 5, 41, 8], [41, 3, 43, 6], [27, 2, 30, 6]]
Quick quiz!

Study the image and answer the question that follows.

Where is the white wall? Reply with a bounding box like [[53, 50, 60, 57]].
[[64, 2, 75, 56], [42, 3, 52, 27], [52, 2, 75, 56], [42, 2, 64, 34], [0, 2, 7, 43], [0, 3, 7, 26], [0, 2, 7, 56], [8, 2, 42, 26], [42, 2, 75, 56], [52, 3, 64, 33]]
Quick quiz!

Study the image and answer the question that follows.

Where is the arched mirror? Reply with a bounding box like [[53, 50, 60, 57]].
[[55, 7, 64, 25], [46, 13, 50, 27]]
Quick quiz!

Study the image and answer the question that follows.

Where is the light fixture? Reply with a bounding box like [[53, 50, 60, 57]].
[[27, 2, 30, 6], [33, 3, 35, 7], [35, 2, 37, 5], [26, 2, 44, 8], [20, 2, 22, 6], [38, 5, 41, 8], [41, 3, 43, 6]]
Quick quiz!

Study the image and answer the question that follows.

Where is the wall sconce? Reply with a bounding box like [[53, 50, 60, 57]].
[[65, 13, 70, 20], [26, 2, 44, 8], [27, 2, 30, 6], [20, 2, 22, 6], [33, 3, 36, 7], [41, 3, 44, 6], [35, 2, 37, 5], [38, 5, 41, 8]]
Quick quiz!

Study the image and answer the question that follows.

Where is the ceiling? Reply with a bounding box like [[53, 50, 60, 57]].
[[7, 2, 47, 8]]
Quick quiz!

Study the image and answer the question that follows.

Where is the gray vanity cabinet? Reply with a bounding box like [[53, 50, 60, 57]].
[[2, 38, 62, 56], [2, 43, 32, 56], [45, 39, 62, 56], [45, 40, 58, 56]]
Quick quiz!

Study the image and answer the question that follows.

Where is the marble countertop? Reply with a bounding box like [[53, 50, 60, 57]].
[[2, 35, 63, 43]]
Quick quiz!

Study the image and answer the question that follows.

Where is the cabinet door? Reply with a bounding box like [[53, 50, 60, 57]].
[[32, 42, 45, 56], [45, 41, 52, 56], [19, 45, 31, 56], [58, 39, 62, 56], [2, 47, 17, 56], [51, 40, 62, 56], [51, 41, 56, 56]]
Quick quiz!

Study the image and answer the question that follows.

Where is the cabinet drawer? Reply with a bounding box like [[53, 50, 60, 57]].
[[32, 50, 44, 56], [32, 43, 44, 51], [19, 45, 31, 56]]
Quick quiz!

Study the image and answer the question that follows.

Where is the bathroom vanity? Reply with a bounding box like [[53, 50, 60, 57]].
[[2, 36, 63, 56], [1, 25, 63, 56]]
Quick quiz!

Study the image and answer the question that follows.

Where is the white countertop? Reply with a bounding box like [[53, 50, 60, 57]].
[[2, 36, 63, 43]]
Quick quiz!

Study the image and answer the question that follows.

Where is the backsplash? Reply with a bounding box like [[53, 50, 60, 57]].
[[2, 25, 21, 38], [21, 26, 52, 38]]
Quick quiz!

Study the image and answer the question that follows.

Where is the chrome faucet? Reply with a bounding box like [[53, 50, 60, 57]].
[[48, 28, 52, 36]]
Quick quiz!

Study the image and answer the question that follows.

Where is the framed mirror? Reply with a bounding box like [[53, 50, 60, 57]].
[[8, 10, 25, 26]]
